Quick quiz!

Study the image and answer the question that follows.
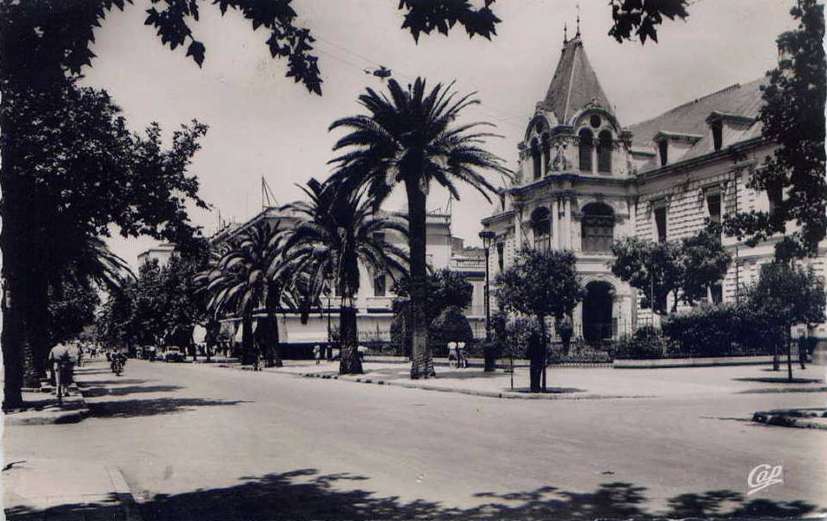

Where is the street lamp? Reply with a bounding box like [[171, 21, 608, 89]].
[[479, 230, 496, 341]]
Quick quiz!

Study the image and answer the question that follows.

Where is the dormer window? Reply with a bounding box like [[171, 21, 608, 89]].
[[711, 120, 723, 151], [658, 140, 668, 167], [705, 111, 755, 153]]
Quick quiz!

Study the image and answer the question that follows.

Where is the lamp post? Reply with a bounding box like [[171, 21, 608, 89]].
[[479, 231, 496, 341]]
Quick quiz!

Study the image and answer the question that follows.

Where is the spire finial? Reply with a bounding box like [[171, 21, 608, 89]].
[[576, 3, 581, 37], [563, 23, 568, 43]]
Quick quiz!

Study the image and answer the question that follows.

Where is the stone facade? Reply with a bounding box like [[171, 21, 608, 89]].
[[481, 34, 827, 342]]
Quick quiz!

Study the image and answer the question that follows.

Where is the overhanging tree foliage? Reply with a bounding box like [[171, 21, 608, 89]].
[[0, 78, 207, 407], [724, 0, 826, 260]]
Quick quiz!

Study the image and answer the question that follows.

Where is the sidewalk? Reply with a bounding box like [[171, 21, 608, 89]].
[[4, 387, 88, 426], [265, 360, 827, 400], [3, 458, 141, 521]]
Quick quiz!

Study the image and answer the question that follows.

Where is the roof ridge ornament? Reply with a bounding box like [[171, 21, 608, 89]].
[[576, 3, 581, 37]]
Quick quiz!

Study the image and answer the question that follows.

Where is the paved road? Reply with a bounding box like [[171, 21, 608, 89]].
[[5, 359, 826, 520]]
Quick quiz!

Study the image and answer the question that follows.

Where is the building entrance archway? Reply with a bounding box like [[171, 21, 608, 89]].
[[582, 280, 614, 343]]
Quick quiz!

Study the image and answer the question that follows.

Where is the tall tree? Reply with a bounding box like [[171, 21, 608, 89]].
[[197, 221, 286, 367], [747, 262, 825, 379], [279, 178, 408, 374], [495, 248, 584, 392], [724, 0, 826, 260], [0, 78, 206, 407], [330, 78, 510, 378]]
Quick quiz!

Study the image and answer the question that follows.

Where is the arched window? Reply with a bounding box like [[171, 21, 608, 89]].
[[597, 130, 613, 173], [541, 134, 551, 176], [582, 202, 615, 253], [578, 128, 593, 172], [531, 207, 551, 252], [531, 138, 541, 180]]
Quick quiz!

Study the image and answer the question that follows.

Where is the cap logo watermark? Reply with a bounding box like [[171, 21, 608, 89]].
[[747, 464, 783, 495]]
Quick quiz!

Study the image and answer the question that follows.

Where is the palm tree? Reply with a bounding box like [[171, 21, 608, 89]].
[[278, 178, 408, 375], [197, 221, 289, 367], [329, 78, 511, 378]]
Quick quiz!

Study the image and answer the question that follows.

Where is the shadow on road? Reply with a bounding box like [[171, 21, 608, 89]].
[[5, 470, 820, 521], [733, 377, 823, 384], [82, 385, 184, 398], [87, 397, 248, 419], [83, 378, 153, 386]]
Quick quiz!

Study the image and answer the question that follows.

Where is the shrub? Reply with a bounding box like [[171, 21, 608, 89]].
[[662, 304, 738, 357], [429, 305, 473, 357], [662, 302, 783, 358], [612, 326, 671, 359]]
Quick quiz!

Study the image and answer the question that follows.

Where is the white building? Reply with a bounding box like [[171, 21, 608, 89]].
[[480, 33, 827, 343], [137, 243, 176, 268], [209, 205, 487, 350]]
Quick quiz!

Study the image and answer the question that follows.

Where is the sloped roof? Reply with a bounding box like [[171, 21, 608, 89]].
[[627, 78, 765, 170], [542, 35, 613, 124]]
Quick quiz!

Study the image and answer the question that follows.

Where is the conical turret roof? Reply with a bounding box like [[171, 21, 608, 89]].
[[543, 35, 612, 124]]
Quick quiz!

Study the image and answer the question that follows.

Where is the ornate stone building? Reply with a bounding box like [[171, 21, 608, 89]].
[[481, 33, 827, 343]]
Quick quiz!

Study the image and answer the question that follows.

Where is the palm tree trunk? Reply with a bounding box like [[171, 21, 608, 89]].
[[406, 179, 435, 379], [339, 298, 362, 375], [241, 315, 255, 365]]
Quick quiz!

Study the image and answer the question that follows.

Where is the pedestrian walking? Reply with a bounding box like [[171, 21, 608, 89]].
[[48, 342, 77, 403], [457, 342, 468, 368], [313, 344, 321, 365]]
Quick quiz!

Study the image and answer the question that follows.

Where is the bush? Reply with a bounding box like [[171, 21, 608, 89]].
[[663, 304, 738, 357], [429, 306, 473, 357], [662, 302, 782, 358], [612, 326, 672, 359]]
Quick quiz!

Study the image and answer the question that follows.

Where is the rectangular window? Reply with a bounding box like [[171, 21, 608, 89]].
[[654, 206, 668, 243], [373, 272, 386, 297], [706, 192, 722, 225], [711, 283, 723, 304], [496, 243, 504, 272]]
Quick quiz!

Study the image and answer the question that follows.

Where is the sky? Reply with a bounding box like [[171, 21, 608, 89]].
[[80, 0, 798, 268]]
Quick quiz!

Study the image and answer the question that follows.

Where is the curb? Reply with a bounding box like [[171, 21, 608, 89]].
[[107, 466, 144, 521], [752, 410, 827, 430], [298, 372, 651, 401]]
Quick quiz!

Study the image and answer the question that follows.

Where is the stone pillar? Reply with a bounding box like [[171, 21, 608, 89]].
[[514, 205, 523, 247], [563, 197, 572, 250], [551, 197, 561, 250]]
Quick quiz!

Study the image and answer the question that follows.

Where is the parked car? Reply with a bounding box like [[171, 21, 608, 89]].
[[160, 347, 185, 363]]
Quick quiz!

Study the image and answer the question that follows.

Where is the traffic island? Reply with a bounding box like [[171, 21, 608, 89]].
[[752, 408, 827, 430]]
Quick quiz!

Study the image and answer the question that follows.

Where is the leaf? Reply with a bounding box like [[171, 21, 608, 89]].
[[186, 40, 206, 67]]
